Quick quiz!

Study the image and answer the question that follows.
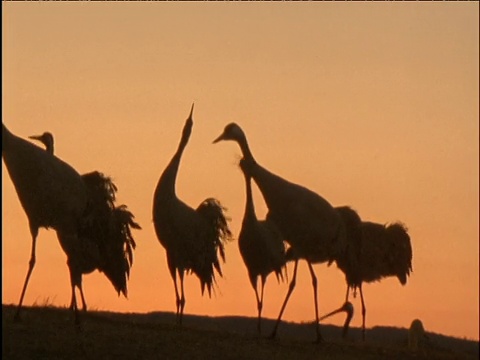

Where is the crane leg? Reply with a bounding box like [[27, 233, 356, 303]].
[[70, 283, 80, 325], [178, 269, 186, 325], [168, 259, 183, 325], [307, 261, 322, 343], [269, 260, 299, 340], [68, 266, 81, 328], [69, 287, 76, 310], [70, 278, 87, 311], [342, 304, 354, 340], [258, 277, 266, 335], [359, 285, 366, 341], [254, 276, 266, 335], [14, 228, 39, 321], [252, 278, 261, 335], [171, 271, 181, 324], [78, 282, 88, 311]]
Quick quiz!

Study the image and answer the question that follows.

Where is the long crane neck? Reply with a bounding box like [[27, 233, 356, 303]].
[[235, 131, 293, 211], [158, 121, 191, 197], [44, 140, 54, 155], [237, 133, 255, 164], [242, 170, 257, 223], [37, 136, 54, 155]]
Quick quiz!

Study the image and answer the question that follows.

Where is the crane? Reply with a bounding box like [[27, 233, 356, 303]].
[[28, 130, 141, 312], [320, 206, 413, 340], [238, 158, 287, 334], [153, 105, 232, 325], [214, 123, 346, 342], [3, 124, 140, 325]]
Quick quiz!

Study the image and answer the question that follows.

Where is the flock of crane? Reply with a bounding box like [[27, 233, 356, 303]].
[[2, 104, 413, 343]]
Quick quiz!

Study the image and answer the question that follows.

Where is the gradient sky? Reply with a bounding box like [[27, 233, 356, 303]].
[[2, 3, 479, 341]]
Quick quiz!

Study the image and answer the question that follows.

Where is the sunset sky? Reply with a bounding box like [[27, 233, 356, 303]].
[[2, 3, 478, 341]]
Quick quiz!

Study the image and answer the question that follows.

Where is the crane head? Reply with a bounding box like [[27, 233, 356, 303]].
[[182, 103, 194, 141], [29, 132, 54, 154], [212, 123, 244, 144], [187, 102, 194, 124]]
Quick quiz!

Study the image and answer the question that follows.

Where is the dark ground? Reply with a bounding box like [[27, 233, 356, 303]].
[[2, 304, 478, 360]]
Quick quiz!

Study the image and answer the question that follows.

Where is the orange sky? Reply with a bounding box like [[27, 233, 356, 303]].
[[2, 3, 479, 341]]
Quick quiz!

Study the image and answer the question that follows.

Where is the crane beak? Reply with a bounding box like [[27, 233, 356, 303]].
[[212, 132, 225, 144], [29, 134, 42, 142], [188, 103, 194, 120], [319, 301, 354, 322]]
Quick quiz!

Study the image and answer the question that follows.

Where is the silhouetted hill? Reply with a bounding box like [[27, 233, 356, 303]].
[[143, 310, 478, 357], [3, 304, 478, 360]]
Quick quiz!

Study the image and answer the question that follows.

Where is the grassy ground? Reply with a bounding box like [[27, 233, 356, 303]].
[[2, 304, 477, 360]]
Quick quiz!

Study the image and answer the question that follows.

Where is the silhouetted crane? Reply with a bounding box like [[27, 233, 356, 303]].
[[3, 123, 140, 325], [3, 123, 86, 323], [408, 318, 428, 351], [238, 159, 287, 335], [214, 123, 346, 343], [28, 131, 141, 313], [320, 206, 413, 341], [153, 105, 232, 325]]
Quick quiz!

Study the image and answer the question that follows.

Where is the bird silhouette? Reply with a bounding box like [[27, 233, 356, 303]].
[[153, 104, 233, 325], [3, 123, 87, 323], [237, 158, 287, 335], [408, 318, 428, 351], [320, 206, 413, 341], [3, 123, 140, 325], [214, 123, 346, 343], [28, 130, 141, 313]]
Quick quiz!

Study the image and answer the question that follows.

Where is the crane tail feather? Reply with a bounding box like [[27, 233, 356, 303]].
[[79, 171, 141, 298], [193, 198, 233, 296]]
